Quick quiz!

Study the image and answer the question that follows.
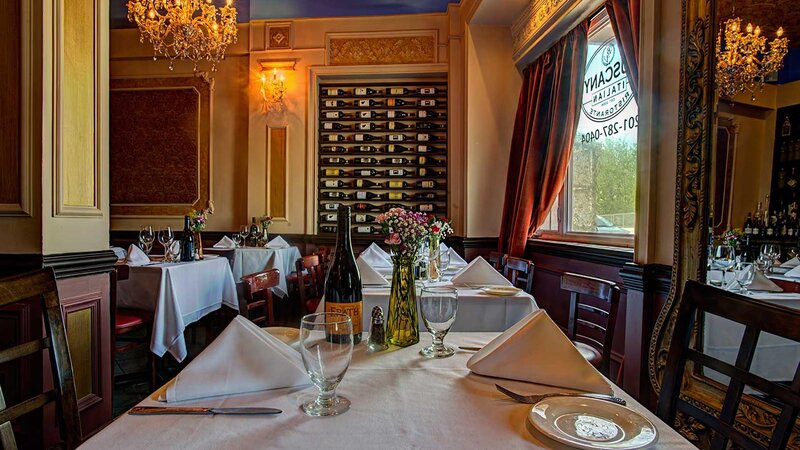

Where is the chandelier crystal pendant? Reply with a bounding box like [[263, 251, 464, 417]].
[[127, 0, 238, 72], [716, 17, 789, 101]]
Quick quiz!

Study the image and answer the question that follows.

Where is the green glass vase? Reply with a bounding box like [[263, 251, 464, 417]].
[[428, 236, 441, 281], [386, 255, 419, 347]]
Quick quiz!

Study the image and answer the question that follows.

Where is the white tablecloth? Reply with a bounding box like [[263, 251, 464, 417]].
[[317, 281, 537, 333], [215, 247, 301, 298], [117, 257, 238, 362], [80, 332, 692, 450]]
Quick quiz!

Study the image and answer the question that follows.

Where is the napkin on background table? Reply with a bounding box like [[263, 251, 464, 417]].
[[156, 316, 308, 403], [359, 244, 392, 268], [727, 271, 783, 292], [467, 310, 613, 394], [357, 257, 390, 286], [781, 257, 800, 268], [266, 236, 291, 249], [439, 242, 449, 253], [451, 256, 511, 287], [126, 244, 150, 266], [448, 248, 468, 267], [783, 264, 800, 278], [213, 236, 236, 249]]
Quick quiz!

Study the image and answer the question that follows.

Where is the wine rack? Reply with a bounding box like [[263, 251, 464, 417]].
[[316, 80, 448, 236]]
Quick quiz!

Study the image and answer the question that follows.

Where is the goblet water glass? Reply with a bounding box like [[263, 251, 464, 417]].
[[713, 245, 736, 289], [735, 262, 755, 294], [760, 244, 781, 272], [299, 312, 353, 417], [139, 225, 155, 255], [232, 234, 244, 248], [238, 226, 249, 247], [158, 227, 174, 262], [419, 287, 458, 358]]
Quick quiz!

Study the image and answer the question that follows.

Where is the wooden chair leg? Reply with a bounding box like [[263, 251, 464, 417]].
[[615, 359, 624, 386]]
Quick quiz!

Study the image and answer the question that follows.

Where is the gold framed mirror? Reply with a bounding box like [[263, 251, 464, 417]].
[[650, 0, 800, 447]]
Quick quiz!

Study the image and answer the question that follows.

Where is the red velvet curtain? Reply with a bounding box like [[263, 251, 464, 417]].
[[606, 0, 640, 98], [498, 22, 589, 257]]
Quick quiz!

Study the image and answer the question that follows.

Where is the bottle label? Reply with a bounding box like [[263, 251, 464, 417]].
[[324, 203, 339, 210], [420, 204, 434, 212], [358, 146, 373, 152], [325, 112, 339, 119], [752, 227, 760, 234], [420, 99, 436, 106], [419, 88, 435, 95], [418, 134, 430, 141], [356, 192, 368, 200], [767, 228, 774, 236], [359, 170, 372, 176], [326, 158, 342, 164], [356, 158, 372, 164], [359, 111, 372, 118], [390, 158, 404, 164], [324, 180, 338, 188], [326, 89, 340, 96], [419, 181, 435, 188], [327, 135, 340, 142], [390, 88, 405, 95], [357, 226, 372, 233], [324, 169, 340, 176], [325, 100, 338, 107], [358, 123, 370, 130], [325, 300, 362, 335], [389, 135, 404, 142], [324, 214, 336, 221], [355, 88, 368, 95], [389, 181, 404, 188], [744, 227, 752, 235], [355, 134, 364, 142], [355, 214, 367, 223], [358, 100, 370, 107], [388, 122, 397, 130], [387, 111, 397, 118], [388, 192, 403, 200]]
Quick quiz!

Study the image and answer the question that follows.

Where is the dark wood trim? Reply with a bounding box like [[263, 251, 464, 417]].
[[0, 254, 44, 279], [526, 239, 633, 267], [619, 262, 672, 295], [42, 251, 118, 279], [460, 237, 499, 249]]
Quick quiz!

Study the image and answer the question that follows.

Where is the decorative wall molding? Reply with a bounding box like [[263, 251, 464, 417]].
[[53, 0, 103, 217], [326, 31, 438, 66], [267, 23, 292, 50], [512, 0, 569, 52], [109, 75, 212, 217], [267, 126, 288, 220]]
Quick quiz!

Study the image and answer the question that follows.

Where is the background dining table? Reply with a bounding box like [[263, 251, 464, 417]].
[[207, 246, 302, 298], [116, 256, 238, 361], [80, 332, 693, 449]]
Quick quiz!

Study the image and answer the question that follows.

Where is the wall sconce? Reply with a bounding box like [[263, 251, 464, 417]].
[[259, 59, 296, 114]]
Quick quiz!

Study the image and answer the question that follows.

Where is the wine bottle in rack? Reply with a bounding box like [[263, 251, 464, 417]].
[[323, 203, 340, 211], [417, 180, 437, 189], [323, 146, 347, 153], [354, 203, 381, 212], [418, 156, 444, 165], [322, 191, 351, 200], [355, 191, 383, 200], [354, 214, 377, 223], [357, 99, 384, 107], [324, 100, 348, 108], [355, 145, 378, 153], [354, 157, 378, 165], [418, 110, 443, 119], [416, 122, 440, 130], [321, 213, 338, 222], [357, 123, 380, 131], [320, 225, 337, 233], [355, 87, 380, 96], [356, 179, 383, 188], [387, 144, 412, 153], [384, 203, 405, 211], [388, 134, 406, 142], [387, 157, 412, 165], [388, 122, 410, 130], [353, 134, 378, 142], [387, 110, 408, 119], [388, 180, 408, 189], [324, 111, 345, 119], [419, 99, 437, 107], [417, 145, 443, 153], [387, 192, 410, 201], [387, 98, 411, 107], [323, 122, 349, 131], [418, 87, 437, 95], [418, 204, 436, 212], [389, 87, 410, 95], [417, 133, 438, 142], [325, 134, 343, 142], [325, 88, 347, 96], [415, 192, 437, 200], [418, 168, 444, 177], [322, 157, 347, 165], [359, 111, 383, 119], [323, 168, 347, 177], [387, 168, 412, 177], [354, 226, 379, 234], [355, 169, 381, 177], [321, 179, 350, 188]]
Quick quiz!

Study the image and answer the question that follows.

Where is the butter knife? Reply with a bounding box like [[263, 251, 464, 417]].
[[129, 406, 282, 416]]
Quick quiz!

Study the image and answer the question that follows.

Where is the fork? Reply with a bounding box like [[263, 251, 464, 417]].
[[495, 384, 627, 406]]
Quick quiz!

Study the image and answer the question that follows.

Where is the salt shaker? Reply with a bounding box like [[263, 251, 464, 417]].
[[367, 306, 388, 352]]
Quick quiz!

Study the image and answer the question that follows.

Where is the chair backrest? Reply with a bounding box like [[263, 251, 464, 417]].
[[240, 269, 281, 326], [0, 268, 81, 450], [314, 246, 333, 276], [296, 255, 325, 307], [657, 280, 800, 450], [503, 256, 534, 293], [488, 251, 508, 272], [559, 272, 620, 376]]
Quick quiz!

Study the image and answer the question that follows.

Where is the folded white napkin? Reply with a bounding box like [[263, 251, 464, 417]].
[[467, 310, 613, 394], [727, 271, 783, 292], [439, 242, 449, 253], [359, 244, 392, 268], [126, 244, 150, 266], [213, 236, 236, 249], [157, 316, 308, 403], [781, 257, 800, 268], [448, 248, 468, 267], [357, 257, 390, 286], [112, 246, 127, 260], [783, 264, 800, 278], [451, 256, 511, 287], [266, 236, 290, 249]]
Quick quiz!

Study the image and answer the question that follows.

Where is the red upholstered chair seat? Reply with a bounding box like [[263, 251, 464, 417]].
[[115, 308, 151, 334]]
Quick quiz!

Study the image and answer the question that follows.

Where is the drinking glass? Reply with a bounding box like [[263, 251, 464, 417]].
[[419, 287, 458, 358], [427, 249, 451, 283], [299, 312, 353, 417], [735, 262, 755, 294], [238, 226, 249, 247], [760, 244, 781, 272], [139, 226, 155, 255], [158, 227, 174, 262], [713, 245, 736, 288], [232, 234, 243, 248]]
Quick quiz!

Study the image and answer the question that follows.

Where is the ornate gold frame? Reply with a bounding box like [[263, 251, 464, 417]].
[[649, 0, 800, 447]]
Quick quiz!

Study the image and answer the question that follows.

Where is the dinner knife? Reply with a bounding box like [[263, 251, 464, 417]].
[[129, 406, 282, 416]]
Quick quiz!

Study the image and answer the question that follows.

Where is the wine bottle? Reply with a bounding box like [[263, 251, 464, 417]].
[[325, 135, 342, 142], [323, 168, 346, 177], [355, 226, 378, 234], [355, 191, 382, 200], [357, 99, 383, 107], [355, 87, 380, 96], [323, 122, 348, 131], [356, 169, 379, 177], [387, 192, 409, 201], [418, 168, 444, 177], [389, 87, 409, 95], [355, 145, 378, 153], [324, 100, 348, 108], [417, 145, 443, 153], [321, 180, 349, 188], [320, 225, 337, 233], [419, 99, 437, 107], [418, 87, 437, 95], [417, 180, 437, 189], [359, 111, 381, 119], [353, 134, 378, 142], [388, 134, 406, 142], [387, 98, 411, 107], [354, 214, 376, 223], [387, 144, 412, 153], [324, 111, 344, 119], [323, 203, 340, 211], [180, 215, 195, 262], [416, 122, 440, 130], [417, 110, 443, 119], [417, 133, 434, 142], [751, 206, 761, 236], [248, 217, 260, 242], [322, 191, 350, 200], [325, 88, 346, 96], [387, 157, 411, 165], [323, 146, 347, 153], [418, 156, 443, 165], [321, 213, 338, 222], [418, 204, 436, 212], [387, 110, 408, 119], [356, 179, 383, 188], [387, 168, 411, 176], [353, 203, 380, 211], [357, 123, 379, 131], [384, 203, 405, 211], [415, 192, 437, 200], [322, 157, 347, 165], [388, 180, 408, 189], [388, 122, 410, 130], [353, 157, 378, 165], [767, 212, 776, 236]]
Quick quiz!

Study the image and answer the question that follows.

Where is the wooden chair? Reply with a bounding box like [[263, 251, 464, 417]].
[[657, 280, 800, 450], [503, 256, 534, 293], [295, 255, 325, 313], [114, 308, 156, 390], [315, 246, 333, 276], [0, 268, 81, 450], [488, 251, 508, 272], [240, 269, 281, 326], [559, 272, 620, 376]]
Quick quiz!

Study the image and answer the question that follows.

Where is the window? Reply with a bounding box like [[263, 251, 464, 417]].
[[537, 10, 638, 246]]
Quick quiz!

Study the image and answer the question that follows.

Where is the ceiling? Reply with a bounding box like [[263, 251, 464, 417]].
[[111, 0, 460, 29], [718, 0, 800, 47]]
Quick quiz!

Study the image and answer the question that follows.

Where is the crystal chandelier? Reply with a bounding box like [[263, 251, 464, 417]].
[[716, 17, 789, 100], [127, 0, 238, 72]]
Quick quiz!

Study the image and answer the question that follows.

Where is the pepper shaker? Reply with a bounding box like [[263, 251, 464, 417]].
[[367, 306, 388, 352]]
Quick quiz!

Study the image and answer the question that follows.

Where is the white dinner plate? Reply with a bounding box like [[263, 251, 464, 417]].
[[202, 254, 220, 259], [772, 266, 792, 274], [527, 396, 658, 450], [263, 327, 301, 351], [479, 286, 522, 296]]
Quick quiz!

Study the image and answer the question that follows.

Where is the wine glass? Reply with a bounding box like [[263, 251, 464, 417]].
[[713, 245, 736, 288], [158, 227, 174, 262], [238, 226, 249, 247], [735, 262, 755, 294], [299, 312, 353, 417], [760, 244, 781, 272], [427, 249, 451, 283], [139, 225, 155, 255], [419, 287, 458, 358], [232, 233, 243, 248]]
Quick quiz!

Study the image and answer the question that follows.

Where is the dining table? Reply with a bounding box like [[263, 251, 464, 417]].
[[116, 256, 238, 362], [80, 332, 693, 449], [206, 245, 302, 298]]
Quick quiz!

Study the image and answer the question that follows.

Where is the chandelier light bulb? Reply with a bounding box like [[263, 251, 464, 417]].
[[778, 27, 785, 37], [746, 23, 753, 33], [147, 8, 155, 19], [754, 26, 761, 36]]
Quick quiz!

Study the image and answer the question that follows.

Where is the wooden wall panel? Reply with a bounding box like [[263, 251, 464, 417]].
[[109, 76, 212, 217], [268, 126, 287, 219], [0, 0, 21, 206]]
